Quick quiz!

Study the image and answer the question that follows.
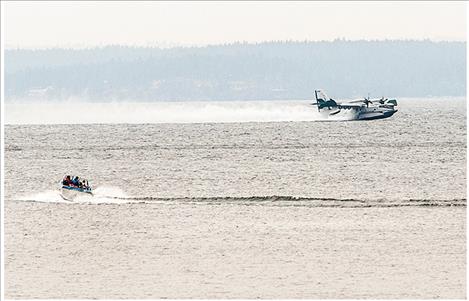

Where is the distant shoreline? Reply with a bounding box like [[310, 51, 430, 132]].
[[5, 38, 466, 51], [5, 40, 465, 101]]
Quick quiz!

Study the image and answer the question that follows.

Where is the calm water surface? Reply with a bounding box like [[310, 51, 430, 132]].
[[4, 98, 466, 298]]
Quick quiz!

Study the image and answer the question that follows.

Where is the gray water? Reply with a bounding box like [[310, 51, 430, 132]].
[[4, 98, 467, 298]]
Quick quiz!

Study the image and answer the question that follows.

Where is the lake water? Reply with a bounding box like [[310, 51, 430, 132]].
[[4, 98, 466, 298]]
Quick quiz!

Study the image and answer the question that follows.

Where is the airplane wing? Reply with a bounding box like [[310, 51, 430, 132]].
[[337, 102, 363, 109], [347, 99, 367, 103]]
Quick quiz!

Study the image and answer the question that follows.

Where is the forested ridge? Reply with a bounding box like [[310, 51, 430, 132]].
[[5, 40, 465, 101]]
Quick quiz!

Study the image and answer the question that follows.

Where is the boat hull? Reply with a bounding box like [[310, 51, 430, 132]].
[[357, 108, 397, 120], [61, 186, 93, 200], [317, 106, 397, 121]]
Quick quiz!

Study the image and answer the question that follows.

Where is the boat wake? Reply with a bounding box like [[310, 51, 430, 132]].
[[12, 191, 466, 208], [16, 186, 129, 204]]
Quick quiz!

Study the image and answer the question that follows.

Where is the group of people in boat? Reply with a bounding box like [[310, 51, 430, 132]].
[[62, 175, 90, 190]]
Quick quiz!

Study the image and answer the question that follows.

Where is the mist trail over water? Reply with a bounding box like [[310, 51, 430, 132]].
[[5, 100, 358, 124]]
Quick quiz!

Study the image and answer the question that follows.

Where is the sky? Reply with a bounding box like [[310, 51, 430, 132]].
[[3, 1, 467, 49]]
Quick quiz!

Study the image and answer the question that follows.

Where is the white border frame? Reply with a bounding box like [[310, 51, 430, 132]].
[[1, 0, 6, 298]]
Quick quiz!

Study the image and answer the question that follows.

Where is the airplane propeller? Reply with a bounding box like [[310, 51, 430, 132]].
[[363, 96, 373, 107], [379, 97, 388, 104]]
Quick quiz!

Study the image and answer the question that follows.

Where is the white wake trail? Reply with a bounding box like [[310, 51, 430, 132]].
[[17, 190, 69, 203], [15, 186, 130, 204], [6, 100, 356, 124]]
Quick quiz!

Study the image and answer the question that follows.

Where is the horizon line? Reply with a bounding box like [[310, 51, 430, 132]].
[[5, 38, 466, 51]]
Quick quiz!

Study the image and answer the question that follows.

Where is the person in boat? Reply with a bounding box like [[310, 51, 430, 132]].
[[72, 176, 80, 187], [78, 177, 84, 188], [81, 179, 88, 189], [62, 175, 72, 186]]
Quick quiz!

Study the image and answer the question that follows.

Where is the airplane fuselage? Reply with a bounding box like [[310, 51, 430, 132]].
[[355, 105, 397, 120], [318, 105, 397, 121], [313, 89, 398, 121]]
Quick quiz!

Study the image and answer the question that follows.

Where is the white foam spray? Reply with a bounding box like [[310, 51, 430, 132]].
[[18, 190, 69, 203], [5, 100, 357, 124], [15, 186, 130, 204]]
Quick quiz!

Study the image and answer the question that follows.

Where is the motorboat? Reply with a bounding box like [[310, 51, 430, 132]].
[[60, 175, 93, 200]]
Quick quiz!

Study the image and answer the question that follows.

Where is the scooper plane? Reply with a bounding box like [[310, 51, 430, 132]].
[[313, 90, 398, 120]]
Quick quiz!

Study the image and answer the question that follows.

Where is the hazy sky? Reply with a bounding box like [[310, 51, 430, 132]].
[[4, 1, 467, 48]]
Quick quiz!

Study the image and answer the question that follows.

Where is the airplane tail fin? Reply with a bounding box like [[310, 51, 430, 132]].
[[314, 90, 337, 111]]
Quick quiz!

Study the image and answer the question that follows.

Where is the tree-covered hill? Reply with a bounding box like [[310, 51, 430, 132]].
[[5, 40, 466, 101]]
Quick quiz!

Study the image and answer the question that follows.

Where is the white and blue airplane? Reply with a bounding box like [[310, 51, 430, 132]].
[[313, 90, 398, 120]]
